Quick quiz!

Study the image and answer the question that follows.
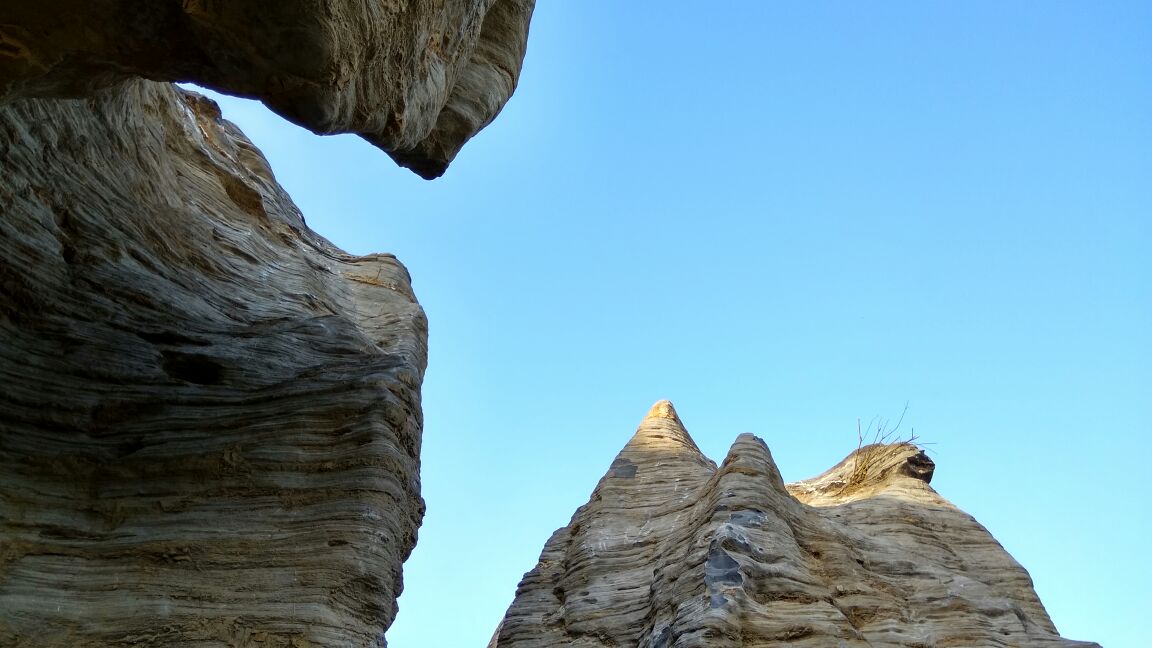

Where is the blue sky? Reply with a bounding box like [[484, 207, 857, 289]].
[[199, 2, 1150, 646]]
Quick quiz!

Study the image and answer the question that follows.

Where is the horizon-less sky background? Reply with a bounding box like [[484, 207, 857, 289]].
[[197, 3, 1150, 646]]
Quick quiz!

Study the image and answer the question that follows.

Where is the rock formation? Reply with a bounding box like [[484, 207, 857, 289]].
[[0, 0, 535, 178], [489, 401, 1099, 648], [0, 79, 428, 647], [0, 2, 533, 646]]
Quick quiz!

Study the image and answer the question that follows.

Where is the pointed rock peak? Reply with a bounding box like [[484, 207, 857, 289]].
[[594, 401, 715, 499], [717, 433, 788, 491], [645, 399, 681, 423], [621, 400, 707, 460], [726, 432, 776, 461]]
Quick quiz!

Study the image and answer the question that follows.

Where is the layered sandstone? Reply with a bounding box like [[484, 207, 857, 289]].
[[490, 401, 1098, 648], [0, 2, 533, 645], [0, 80, 428, 647], [0, 0, 535, 178]]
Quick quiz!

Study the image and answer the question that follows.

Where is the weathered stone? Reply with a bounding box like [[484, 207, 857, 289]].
[[1, 0, 535, 643], [0, 0, 536, 178], [490, 401, 1099, 648], [0, 80, 427, 646]]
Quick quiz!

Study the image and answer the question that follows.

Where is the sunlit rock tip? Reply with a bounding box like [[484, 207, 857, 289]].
[[626, 400, 705, 456], [645, 399, 680, 420], [490, 403, 1100, 648]]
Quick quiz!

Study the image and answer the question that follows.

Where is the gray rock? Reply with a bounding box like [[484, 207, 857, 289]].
[[490, 401, 1100, 648], [0, 0, 536, 178]]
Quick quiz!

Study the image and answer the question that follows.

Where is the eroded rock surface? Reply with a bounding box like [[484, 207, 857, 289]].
[[1, 0, 536, 643], [0, 0, 535, 178], [0, 80, 427, 646], [490, 401, 1098, 648]]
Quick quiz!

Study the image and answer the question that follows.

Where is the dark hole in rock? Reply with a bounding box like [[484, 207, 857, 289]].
[[705, 548, 743, 587], [116, 438, 147, 457], [139, 330, 209, 346], [161, 350, 225, 385], [609, 457, 637, 479]]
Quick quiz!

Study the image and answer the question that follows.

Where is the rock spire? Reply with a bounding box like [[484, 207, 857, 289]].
[[489, 402, 1099, 648]]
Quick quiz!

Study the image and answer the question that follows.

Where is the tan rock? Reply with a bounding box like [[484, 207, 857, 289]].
[[0, 81, 426, 646], [490, 402, 1099, 648], [0, 1, 535, 643]]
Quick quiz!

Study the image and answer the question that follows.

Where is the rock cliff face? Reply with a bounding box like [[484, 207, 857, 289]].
[[0, 0, 535, 178], [0, 1, 533, 646], [490, 401, 1098, 648], [0, 80, 427, 647]]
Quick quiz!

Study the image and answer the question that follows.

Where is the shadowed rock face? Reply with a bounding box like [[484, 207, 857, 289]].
[[490, 401, 1099, 648], [0, 0, 535, 178], [0, 80, 428, 647]]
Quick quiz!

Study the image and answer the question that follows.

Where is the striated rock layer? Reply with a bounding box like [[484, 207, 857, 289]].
[[491, 401, 1098, 648], [1, 0, 535, 643], [0, 80, 427, 646], [0, 0, 535, 178]]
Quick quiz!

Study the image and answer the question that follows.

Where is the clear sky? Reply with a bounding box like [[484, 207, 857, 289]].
[[198, 2, 1150, 646]]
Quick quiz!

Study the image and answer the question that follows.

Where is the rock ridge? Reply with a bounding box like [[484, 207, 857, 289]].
[[490, 401, 1099, 648]]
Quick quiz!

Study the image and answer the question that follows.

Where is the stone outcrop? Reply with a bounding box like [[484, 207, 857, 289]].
[[0, 79, 428, 647], [0, 0, 535, 178], [490, 401, 1099, 648], [0, 2, 533, 645]]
